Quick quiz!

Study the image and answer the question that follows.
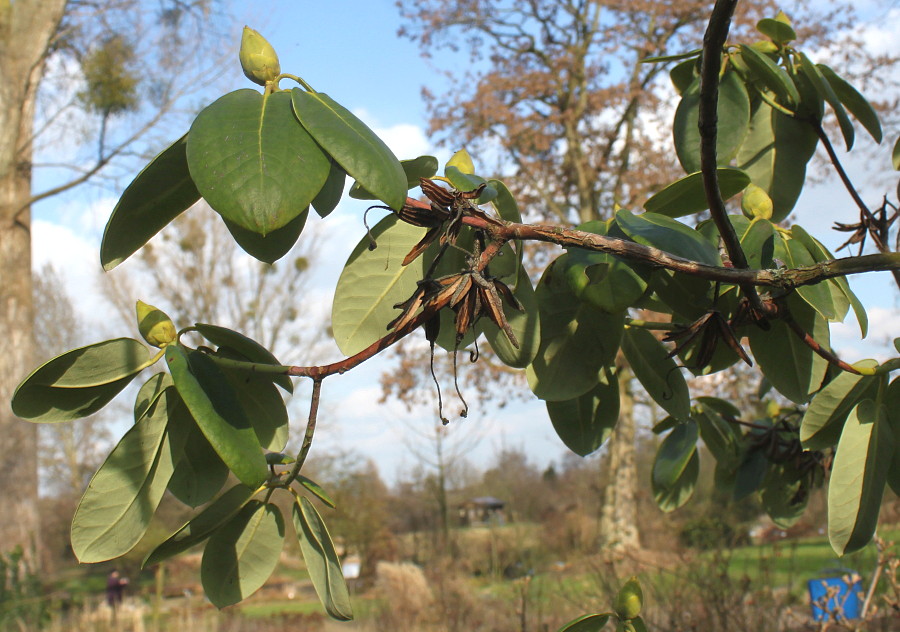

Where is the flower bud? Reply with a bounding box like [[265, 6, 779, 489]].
[[239, 26, 281, 86], [741, 183, 774, 219], [614, 576, 643, 620], [136, 300, 176, 348]]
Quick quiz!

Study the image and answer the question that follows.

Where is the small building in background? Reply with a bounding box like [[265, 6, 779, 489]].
[[457, 497, 506, 527]]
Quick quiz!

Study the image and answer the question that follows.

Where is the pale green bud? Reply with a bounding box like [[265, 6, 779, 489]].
[[136, 301, 176, 348], [239, 26, 281, 86], [614, 576, 643, 620], [741, 183, 774, 219]]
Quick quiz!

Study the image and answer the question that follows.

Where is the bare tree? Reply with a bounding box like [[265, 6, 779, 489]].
[[0, 0, 228, 553]]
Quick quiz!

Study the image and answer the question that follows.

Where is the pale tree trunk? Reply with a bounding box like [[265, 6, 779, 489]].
[[598, 367, 640, 552], [0, 0, 68, 557]]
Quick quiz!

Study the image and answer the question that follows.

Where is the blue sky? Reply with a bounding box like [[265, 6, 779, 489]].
[[29, 1, 900, 485]]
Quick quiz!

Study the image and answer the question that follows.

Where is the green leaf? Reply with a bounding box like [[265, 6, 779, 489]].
[[790, 225, 867, 336], [292, 89, 406, 211], [893, 136, 900, 171], [818, 64, 882, 143], [740, 217, 775, 269], [558, 613, 612, 632], [756, 18, 796, 44], [748, 295, 828, 404], [733, 449, 769, 501], [349, 155, 439, 199], [527, 257, 624, 401], [13, 338, 152, 423], [672, 73, 750, 174], [828, 399, 894, 555], [71, 386, 186, 562], [444, 166, 497, 203], [165, 346, 267, 488], [134, 372, 172, 421], [670, 58, 697, 95], [738, 44, 800, 107], [143, 484, 256, 567], [297, 476, 335, 509], [489, 178, 523, 224], [167, 419, 230, 507], [101, 134, 200, 270], [622, 327, 691, 421], [884, 378, 900, 496], [800, 361, 879, 450], [201, 500, 285, 608], [194, 323, 292, 393], [737, 101, 818, 222], [694, 400, 740, 462], [798, 53, 854, 150], [311, 159, 346, 218], [187, 89, 329, 234], [642, 48, 701, 64], [220, 366, 289, 452], [481, 265, 540, 368], [293, 497, 353, 621], [223, 210, 308, 264], [761, 464, 809, 528], [546, 369, 619, 457], [784, 236, 837, 320], [653, 449, 699, 512], [652, 421, 699, 489], [644, 169, 750, 218], [616, 209, 720, 266], [332, 215, 427, 355]]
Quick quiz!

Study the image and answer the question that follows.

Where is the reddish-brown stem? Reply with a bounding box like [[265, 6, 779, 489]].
[[784, 314, 861, 375]]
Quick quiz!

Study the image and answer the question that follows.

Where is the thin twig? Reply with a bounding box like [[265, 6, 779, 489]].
[[282, 378, 323, 486]]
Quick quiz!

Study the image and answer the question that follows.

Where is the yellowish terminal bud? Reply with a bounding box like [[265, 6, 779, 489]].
[[741, 183, 774, 220], [614, 576, 643, 621], [136, 300, 177, 348], [239, 26, 281, 86], [446, 149, 475, 175]]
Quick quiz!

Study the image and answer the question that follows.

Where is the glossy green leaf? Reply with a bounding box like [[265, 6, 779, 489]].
[[761, 464, 809, 528], [784, 236, 837, 320], [818, 64, 882, 143], [489, 178, 523, 224], [670, 58, 697, 95], [798, 53, 854, 150], [312, 159, 346, 218], [748, 295, 828, 404], [168, 419, 230, 507], [223, 209, 308, 264], [332, 215, 427, 355], [791, 225, 867, 336], [481, 265, 540, 368], [738, 44, 799, 107], [292, 89, 406, 211], [652, 420, 699, 489], [101, 134, 200, 270], [565, 220, 651, 313], [737, 101, 818, 222], [694, 400, 740, 462], [13, 338, 152, 423], [194, 323, 292, 393], [672, 73, 750, 174], [71, 386, 186, 562], [616, 209, 720, 266], [187, 90, 329, 234], [527, 257, 624, 401], [221, 366, 288, 452], [893, 136, 900, 170], [134, 372, 173, 421], [546, 369, 619, 457], [644, 168, 750, 218], [349, 155, 439, 199], [297, 476, 335, 509], [800, 360, 879, 450], [445, 166, 497, 203], [740, 217, 775, 269], [653, 449, 699, 512], [201, 501, 285, 608], [293, 497, 353, 621], [756, 18, 796, 44], [165, 346, 267, 488], [733, 449, 769, 501], [622, 327, 691, 421], [558, 613, 612, 632], [828, 399, 893, 555], [884, 378, 900, 496], [143, 484, 256, 567]]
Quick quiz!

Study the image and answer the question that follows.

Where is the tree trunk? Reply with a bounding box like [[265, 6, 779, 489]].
[[0, 0, 67, 557], [598, 367, 640, 552]]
